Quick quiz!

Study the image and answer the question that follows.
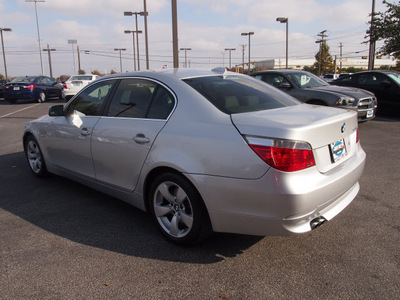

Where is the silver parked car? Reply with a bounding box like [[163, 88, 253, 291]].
[[23, 69, 366, 245]]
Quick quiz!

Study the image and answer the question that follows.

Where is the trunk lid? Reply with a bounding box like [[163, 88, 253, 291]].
[[231, 104, 358, 173]]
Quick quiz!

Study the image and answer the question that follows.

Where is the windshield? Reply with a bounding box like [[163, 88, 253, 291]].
[[388, 73, 400, 85], [183, 75, 299, 114], [287, 72, 329, 88], [12, 76, 37, 83]]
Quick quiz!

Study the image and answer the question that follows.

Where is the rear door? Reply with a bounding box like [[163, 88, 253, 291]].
[[91, 77, 176, 191]]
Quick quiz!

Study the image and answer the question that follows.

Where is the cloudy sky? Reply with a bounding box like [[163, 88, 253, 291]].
[[0, 0, 388, 78]]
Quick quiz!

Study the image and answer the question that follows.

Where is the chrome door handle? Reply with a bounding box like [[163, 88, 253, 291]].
[[80, 129, 91, 136], [133, 134, 150, 144]]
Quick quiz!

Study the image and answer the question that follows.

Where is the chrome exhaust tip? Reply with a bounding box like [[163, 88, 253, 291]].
[[310, 217, 327, 230]]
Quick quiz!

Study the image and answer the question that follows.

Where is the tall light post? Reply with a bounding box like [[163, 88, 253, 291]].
[[124, 10, 148, 70], [0, 27, 11, 81], [172, 0, 179, 68], [43, 44, 56, 78], [241, 32, 254, 72], [180, 48, 191, 68], [276, 17, 288, 69], [114, 48, 126, 73], [26, 0, 45, 75], [124, 30, 142, 71], [68, 39, 77, 74], [224, 48, 236, 69]]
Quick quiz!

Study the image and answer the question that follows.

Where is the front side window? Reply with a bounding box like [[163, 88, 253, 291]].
[[66, 80, 115, 116], [286, 72, 329, 88], [358, 73, 386, 85], [263, 74, 290, 88], [106, 78, 175, 119], [184, 75, 299, 114]]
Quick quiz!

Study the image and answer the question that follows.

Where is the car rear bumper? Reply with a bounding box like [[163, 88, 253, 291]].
[[188, 143, 366, 236]]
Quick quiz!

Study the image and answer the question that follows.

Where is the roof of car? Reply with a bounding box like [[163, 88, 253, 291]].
[[100, 68, 237, 81], [250, 69, 309, 75]]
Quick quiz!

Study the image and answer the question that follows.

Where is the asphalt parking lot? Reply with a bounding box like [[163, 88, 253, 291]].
[[1, 98, 399, 299]]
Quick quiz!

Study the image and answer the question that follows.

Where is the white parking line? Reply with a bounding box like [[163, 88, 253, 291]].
[[0, 104, 41, 119]]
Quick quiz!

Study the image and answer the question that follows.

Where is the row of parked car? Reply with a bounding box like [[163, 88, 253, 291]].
[[2, 70, 399, 118], [1, 74, 99, 103]]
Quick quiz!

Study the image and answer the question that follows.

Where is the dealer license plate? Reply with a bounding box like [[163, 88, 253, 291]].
[[367, 109, 374, 118], [330, 139, 347, 163]]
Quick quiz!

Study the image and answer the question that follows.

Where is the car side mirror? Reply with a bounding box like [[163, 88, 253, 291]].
[[49, 105, 65, 117], [279, 82, 291, 89]]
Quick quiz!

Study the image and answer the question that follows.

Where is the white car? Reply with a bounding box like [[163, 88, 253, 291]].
[[62, 74, 99, 100]]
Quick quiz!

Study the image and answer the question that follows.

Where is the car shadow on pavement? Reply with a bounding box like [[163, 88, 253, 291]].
[[0, 151, 262, 264]]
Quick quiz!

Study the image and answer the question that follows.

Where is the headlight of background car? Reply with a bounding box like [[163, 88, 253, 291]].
[[335, 97, 355, 106]]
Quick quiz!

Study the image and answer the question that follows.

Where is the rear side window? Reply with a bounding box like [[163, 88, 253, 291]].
[[183, 75, 298, 114], [106, 78, 175, 119]]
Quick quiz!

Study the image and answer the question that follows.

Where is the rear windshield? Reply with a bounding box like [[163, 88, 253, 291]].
[[183, 75, 299, 114], [70, 75, 94, 81], [12, 76, 37, 83]]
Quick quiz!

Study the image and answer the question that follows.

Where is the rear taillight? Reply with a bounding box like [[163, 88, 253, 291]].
[[245, 136, 315, 172], [356, 128, 359, 143], [63, 83, 67, 89], [24, 85, 37, 90], [4, 85, 10, 90]]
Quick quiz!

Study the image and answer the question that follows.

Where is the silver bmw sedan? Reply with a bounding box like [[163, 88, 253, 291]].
[[23, 68, 366, 245]]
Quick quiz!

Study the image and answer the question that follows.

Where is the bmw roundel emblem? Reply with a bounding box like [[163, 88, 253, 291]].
[[341, 123, 346, 133]]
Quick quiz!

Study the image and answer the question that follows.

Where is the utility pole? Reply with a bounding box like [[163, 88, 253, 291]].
[[240, 44, 246, 71], [339, 42, 343, 73], [143, 0, 149, 69], [43, 44, 56, 78], [180, 48, 191, 68], [315, 30, 327, 76], [368, 0, 376, 70], [114, 48, 126, 73]]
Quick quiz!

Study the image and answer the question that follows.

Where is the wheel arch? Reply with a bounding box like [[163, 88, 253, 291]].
[[143, 166, 188, 212]]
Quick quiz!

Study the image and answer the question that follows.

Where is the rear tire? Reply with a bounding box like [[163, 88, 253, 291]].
[[149, 172, 212, 245]]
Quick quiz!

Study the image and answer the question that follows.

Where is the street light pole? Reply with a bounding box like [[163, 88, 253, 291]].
[[68, 39, 77, 74], [241, 32, 254, 73], [180, 48, 191, 68], [114, 48, 126, 73], [26, 0, 45, 75], [224, 48, 236, 69], [276, 17, 288, 69], [43, 44, 56, 78], [125, 30, 142, 71], [124, 11, 147, 70], [0, 27, 11, 81]]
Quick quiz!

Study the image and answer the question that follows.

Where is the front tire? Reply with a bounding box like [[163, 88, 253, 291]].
[[149, 172, 212, 245], [37, 91, 46, 103], [24, 135, 48, 177]]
